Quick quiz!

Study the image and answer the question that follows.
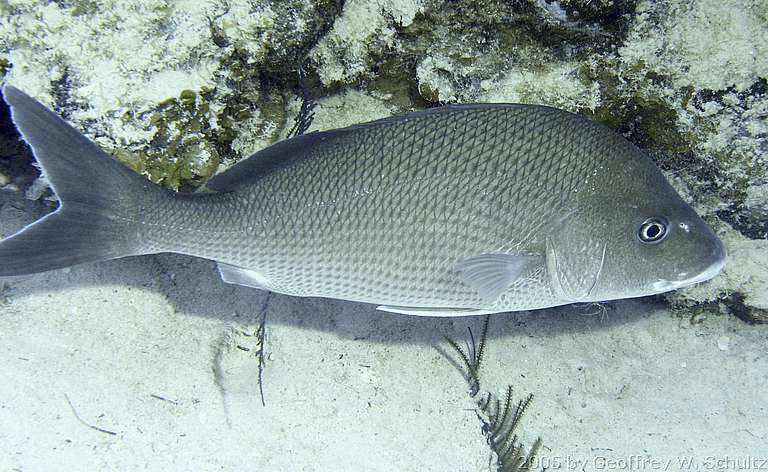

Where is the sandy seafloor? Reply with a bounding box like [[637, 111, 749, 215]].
[[0, 181, 766, 471]]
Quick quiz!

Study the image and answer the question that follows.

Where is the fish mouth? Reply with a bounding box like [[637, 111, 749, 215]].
[[651, 241, 726, 293]]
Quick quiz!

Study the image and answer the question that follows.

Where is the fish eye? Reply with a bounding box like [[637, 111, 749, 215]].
[[637, 217, 668, 244]]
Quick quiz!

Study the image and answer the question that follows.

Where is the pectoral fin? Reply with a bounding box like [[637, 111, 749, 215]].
[[458, 253, 542, 303]]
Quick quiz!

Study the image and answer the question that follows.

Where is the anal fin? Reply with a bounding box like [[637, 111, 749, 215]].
[[376, 305, 502, 317], [217, 263, 271, 290]]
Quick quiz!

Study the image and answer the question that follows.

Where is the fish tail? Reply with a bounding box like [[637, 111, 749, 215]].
[[0, 85, 168, 276]]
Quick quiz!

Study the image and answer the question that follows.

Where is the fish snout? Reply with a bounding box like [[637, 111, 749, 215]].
[[651, 226, 726, 294], [699, 237, 726, 282], [685, 217, 727, 283], [711, 236, 726, 267], [698, 224, 726, 281]]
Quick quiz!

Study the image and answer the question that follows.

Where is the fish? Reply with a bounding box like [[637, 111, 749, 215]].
[[0, 85, 725, 316]]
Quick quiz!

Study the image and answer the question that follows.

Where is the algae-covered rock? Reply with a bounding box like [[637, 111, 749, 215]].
[[554, 0, 637, 29], [0, 0, 339, 189], [407, 0, 610, 107], [310, 0, 425, 86], [110, 89, 221, 190]]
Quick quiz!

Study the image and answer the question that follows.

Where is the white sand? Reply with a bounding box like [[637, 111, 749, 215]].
[[1, 190, 766, 471]]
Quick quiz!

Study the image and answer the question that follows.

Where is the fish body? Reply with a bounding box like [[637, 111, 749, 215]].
[[0, 86, 725, 315]]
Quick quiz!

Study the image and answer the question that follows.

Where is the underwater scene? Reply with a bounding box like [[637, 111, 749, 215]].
[[0, 0, 766, 470]]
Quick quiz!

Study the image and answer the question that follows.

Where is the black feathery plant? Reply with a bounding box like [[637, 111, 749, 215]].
[[255, 291, 272, 407], [287, 66, 317, 139], [478, 388, 541, 472], [442, 315, 543, 472], [443, 315, 489, 397]]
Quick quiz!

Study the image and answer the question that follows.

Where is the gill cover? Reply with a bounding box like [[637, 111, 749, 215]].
[[545, 236, 607, 303]]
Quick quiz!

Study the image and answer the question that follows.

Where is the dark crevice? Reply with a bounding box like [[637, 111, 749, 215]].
[[717, 207, 768, 240], [722, 292, 768, 325], [0, 89, 39, 189]]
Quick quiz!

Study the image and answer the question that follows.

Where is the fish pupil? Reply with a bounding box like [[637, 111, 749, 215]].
[[638, 218, 668, 243]]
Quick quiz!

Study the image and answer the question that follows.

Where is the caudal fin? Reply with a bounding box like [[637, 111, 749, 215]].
[[0, 85, 164, 276]]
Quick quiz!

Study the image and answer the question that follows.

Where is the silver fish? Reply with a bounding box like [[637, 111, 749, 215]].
[[0, 86, 725, 316]]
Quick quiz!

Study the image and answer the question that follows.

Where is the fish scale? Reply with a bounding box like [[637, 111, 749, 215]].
[[1, 86, 726, 315], [161, 105, 603, 309]]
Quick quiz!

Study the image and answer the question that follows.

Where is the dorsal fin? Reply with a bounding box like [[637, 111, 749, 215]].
[[206, 130, 341, 192]]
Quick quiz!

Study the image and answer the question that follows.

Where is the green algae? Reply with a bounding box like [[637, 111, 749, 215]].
[[254, 89, 288, 143], [110, 89, 220, 191], [68, 1, 99, 16], [370, 54, 429, 110], [0, 57, 10, 79], [580, 57, 698, 155]]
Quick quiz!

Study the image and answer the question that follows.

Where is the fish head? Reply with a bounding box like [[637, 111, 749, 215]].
[[620, 201, 726, 297], [546, 151, 726, 304]]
